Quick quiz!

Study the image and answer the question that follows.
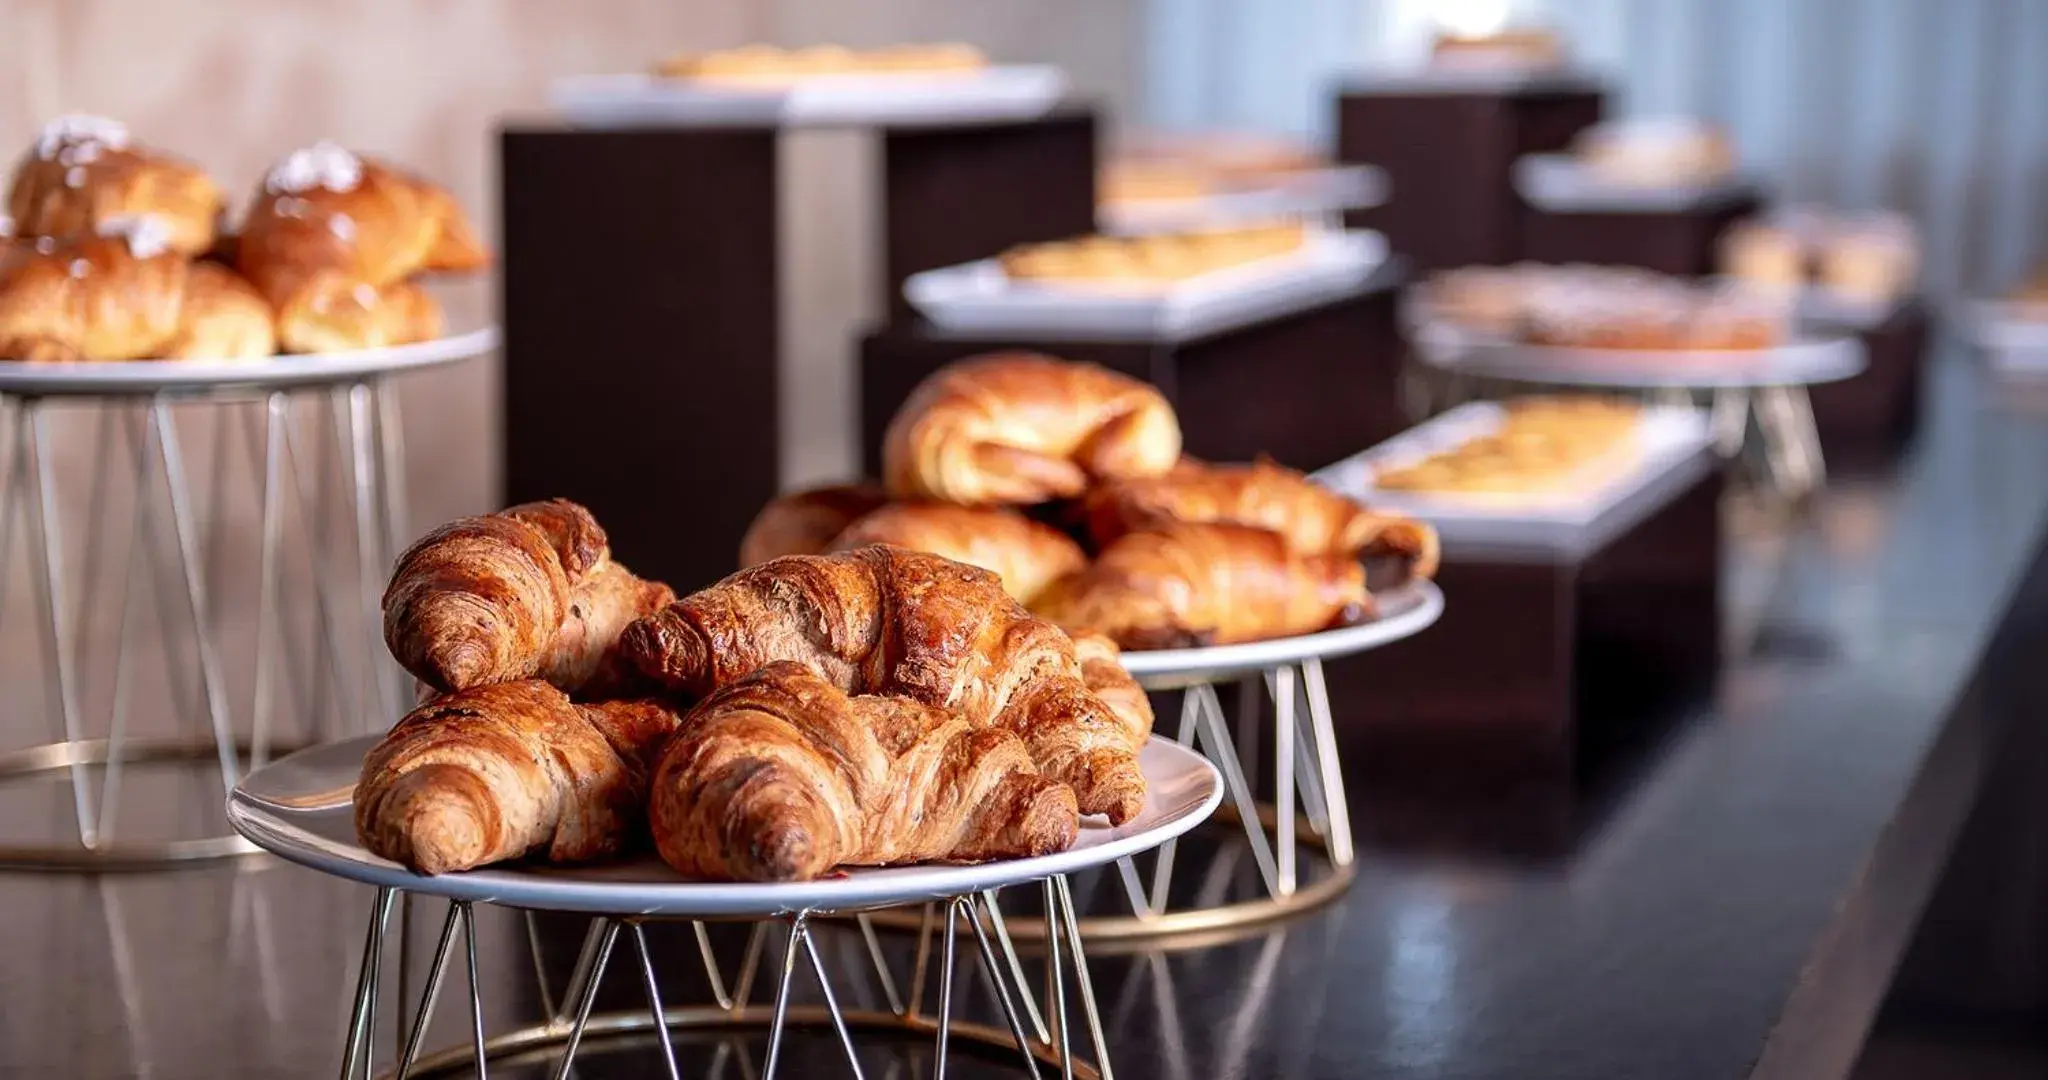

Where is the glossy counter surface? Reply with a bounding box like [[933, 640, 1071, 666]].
[[0, 354, 2041, 1079]]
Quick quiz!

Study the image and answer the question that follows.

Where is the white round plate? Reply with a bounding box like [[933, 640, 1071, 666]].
[[0, 327, 499, 396], [1423, 333, 1866, 389], [228, 734, 1221, 917], [1118, 580, 1443, 687]]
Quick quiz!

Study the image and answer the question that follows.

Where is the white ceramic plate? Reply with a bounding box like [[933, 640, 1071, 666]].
[[228, 734, 1221, 917], [1118, 581, 1442, 687], [0, 327, 499, 396], [1422, 331, 1866, 389], [1316, 404, 1717, 558], [1966, 299, 2048, 373], [1514, 153, 1758, 213], [550, 66, 1068, 128], [903, 229, 1388, 342], [1098, 165, 1389, 234]]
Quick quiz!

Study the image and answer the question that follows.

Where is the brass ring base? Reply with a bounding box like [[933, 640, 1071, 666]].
[[860, 802, 1355, 951], [388, 1004, 1101, 1079], [0, 736, 301, 872]]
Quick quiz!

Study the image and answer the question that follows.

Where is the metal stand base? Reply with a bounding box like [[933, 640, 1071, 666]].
[[0, 385, 408, 872], [342, 877, 1117, 1080]]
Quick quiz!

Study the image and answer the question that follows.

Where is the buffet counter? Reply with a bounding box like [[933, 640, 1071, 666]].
[[3, 350, 2042, 1078]]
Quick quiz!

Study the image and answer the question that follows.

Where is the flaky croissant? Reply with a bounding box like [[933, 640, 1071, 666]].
[[650, 661, 1079, 882], [355, 680, 683, 874], [8, 115, 223, 256], [1071, 633, 1154, 749], [737, 482, 891, 567], [237, 142, 487, 353], [882, 352, 1182, 505], [622, 545, 1148, 823], [829, 502, 1088, 605], [383, 499, 674, 697], [0, 223, 273, 362], [1034, 522, 1370, 650]]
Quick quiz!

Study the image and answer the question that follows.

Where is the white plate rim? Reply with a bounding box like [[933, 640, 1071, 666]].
[[228, 735, 1222, 916], [1423, 332, 1867, 389], [0, 326, 499, 395], [1118, 580, 1443, 684]]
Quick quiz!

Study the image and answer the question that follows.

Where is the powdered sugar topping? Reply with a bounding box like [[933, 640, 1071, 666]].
[[35, 114, 131, 161], [266, 141, 363, 194], [328, 212, 356, 241], [96, 214, 175, 259]]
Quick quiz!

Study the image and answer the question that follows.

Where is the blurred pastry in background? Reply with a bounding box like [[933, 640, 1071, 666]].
[[7, 114, 223, 256], [1719, 220, 1808, 293], [1720, 209, 1919, 306], [657, 42, 987, 81], [1425, 263, 1789, 350], [1000, 223, 1307, 287], [1573, 118, 1734, 188], [237, 141, 487, 353], [1098, 159, 1213, 206], [1818, 215, 1918, 304], [1373, 396, 1641, 497], [1429, 27, 1565, 71]]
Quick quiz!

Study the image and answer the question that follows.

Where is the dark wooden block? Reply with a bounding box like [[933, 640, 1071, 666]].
[[858, 280, 1411, 477], [500, 126, 781, 594], [1335, 85, 1604, 269], [1809, 299, 1931, 456], [1518, 193, 1763, 276], [881, 111, 1098, 322], [1322, 465, 1724, 797]]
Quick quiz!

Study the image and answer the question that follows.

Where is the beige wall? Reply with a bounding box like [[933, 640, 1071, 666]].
[[0, 1, 1139, 748]]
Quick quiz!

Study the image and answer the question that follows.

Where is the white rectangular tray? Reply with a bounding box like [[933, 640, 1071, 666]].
[[1098, 165, 1389, 234], [550, 65, 1067, 128], [1968, 299, 2048, 374], [1515, 153, 1758, 213], [903, 229, 1388, 342], [1314, 401, 1718, 560]]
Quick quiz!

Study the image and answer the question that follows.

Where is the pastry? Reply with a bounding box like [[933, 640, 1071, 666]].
[[737, 482, 891, 567], [1082, 457, 1431, 562], [1430, 27, 1564, 70], [828, 501, 1088, 605], [0, 217, 272, 362], [1070, 632, 1154, 753], [999, 224, 1306, 287], [1430, 263, 1789, 351], [1098, 160, 1213, 205], [383, 499, 673, 698], [1033, 522, 1370, 650], [355, 680, 684, 874], [883, 352, 1182, 506], [1819, 216, 1918, 304], [1719, 221, 1808, 292], [1374, 396, 1640, 496], [237, 142, 487, 353], [648, 661, 1077, 882], [1574, 119, 1735, 189], [7, 115, 223, 256], [620, 544, 1148, 823], [656, 42, 986, 82]]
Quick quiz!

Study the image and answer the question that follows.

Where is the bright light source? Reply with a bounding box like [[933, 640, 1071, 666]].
[[1432, 0, 1512, 38]]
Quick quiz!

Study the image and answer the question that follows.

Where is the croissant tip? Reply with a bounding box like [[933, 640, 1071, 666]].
[[380, 766, 492, 875]]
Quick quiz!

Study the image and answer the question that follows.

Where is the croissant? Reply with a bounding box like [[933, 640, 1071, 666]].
[[737, 482, 891, 567], [8, 115, 222, 256], [1071, 633, 1154, 749], [383, 499, 674, 696], [355, 680, 684, 874], [164, 262, 278, 360], [1034, 522, 1370, 650], [882, 352, 1183, 506], [828, 502, 1088, 605], [237, 142, 487, 353], [650, 661, 1077, 882], [622, 545, 1147, 823]]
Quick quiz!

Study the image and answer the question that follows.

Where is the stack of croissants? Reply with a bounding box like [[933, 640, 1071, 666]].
[[355, 353, 1437, 885], [0, 114, 486, 362]]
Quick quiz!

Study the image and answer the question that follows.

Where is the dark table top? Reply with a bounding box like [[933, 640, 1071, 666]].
[[1, 353, 2040, 1079]]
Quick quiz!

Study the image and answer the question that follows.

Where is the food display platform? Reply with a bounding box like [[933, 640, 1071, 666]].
[[859, 261, 1412, 476], [1807, 297, 1932, 456], [1517, 186, 1763, 277], [500, 110, 1096, 592]]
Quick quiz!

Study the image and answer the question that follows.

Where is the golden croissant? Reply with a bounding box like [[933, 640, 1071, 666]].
[[383, 499, 673, 697], [621, 545, 1148, 823], [828, 502, 1088, 605], [882, 352, 1182, 505], [237, 142, 487, 353], [1034, 522, 1370, 649], [0, 230, 275, 362], [355, 680, 684, 874], [737, 482, 891, 567], [8, 115, 223, 256], [650, 661, 1079, 882]]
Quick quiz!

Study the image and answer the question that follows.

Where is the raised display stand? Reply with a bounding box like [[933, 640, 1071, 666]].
[[500, 110, 1096, 592], [1314, 450, 1723, 801], [1808, 298, 1932, 456], [859, 264, 1412, 476], [1334, 78, 1605, 269], [1517, 190, 1763, 277]]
